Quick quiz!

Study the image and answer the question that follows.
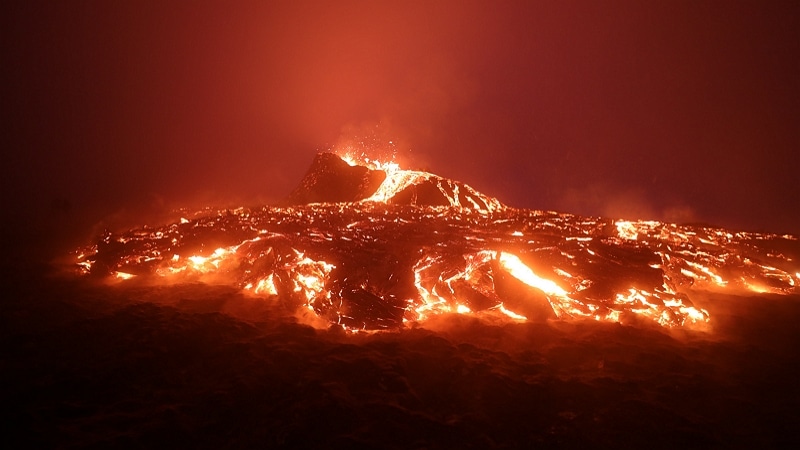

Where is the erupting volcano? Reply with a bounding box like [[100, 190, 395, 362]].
[[6, 1, 800, 446], [75, 153, 800, 332]]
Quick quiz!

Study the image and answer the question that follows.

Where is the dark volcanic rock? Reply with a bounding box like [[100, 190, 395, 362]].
[[389, 178, 497, 210], [390, 180, 452, 207], [283, 153, 386, 205]]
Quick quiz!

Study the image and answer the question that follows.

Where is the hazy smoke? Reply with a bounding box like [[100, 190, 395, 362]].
[[559, 183, 697, 223]]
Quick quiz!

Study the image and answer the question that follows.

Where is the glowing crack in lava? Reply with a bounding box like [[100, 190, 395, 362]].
[[75, 153, 800, 332]]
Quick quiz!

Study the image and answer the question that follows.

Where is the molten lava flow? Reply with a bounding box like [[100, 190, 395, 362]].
[[340, 151, 503, 213], [497, 252, 568, 298], [74, 154, 800, 332]]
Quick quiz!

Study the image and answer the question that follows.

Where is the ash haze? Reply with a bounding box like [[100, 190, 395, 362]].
[[2, 0, 799, 249]]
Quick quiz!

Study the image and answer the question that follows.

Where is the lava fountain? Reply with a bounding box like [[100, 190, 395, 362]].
[[75, 153, 800, 332]]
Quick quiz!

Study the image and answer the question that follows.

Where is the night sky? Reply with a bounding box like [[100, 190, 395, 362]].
[[3, 0, 799, 238]]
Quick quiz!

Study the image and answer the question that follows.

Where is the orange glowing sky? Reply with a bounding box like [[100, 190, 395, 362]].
[[1, 0, 798, 235]]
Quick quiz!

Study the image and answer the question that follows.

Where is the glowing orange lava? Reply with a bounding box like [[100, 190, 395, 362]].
[[75, 154, 800, 332]]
